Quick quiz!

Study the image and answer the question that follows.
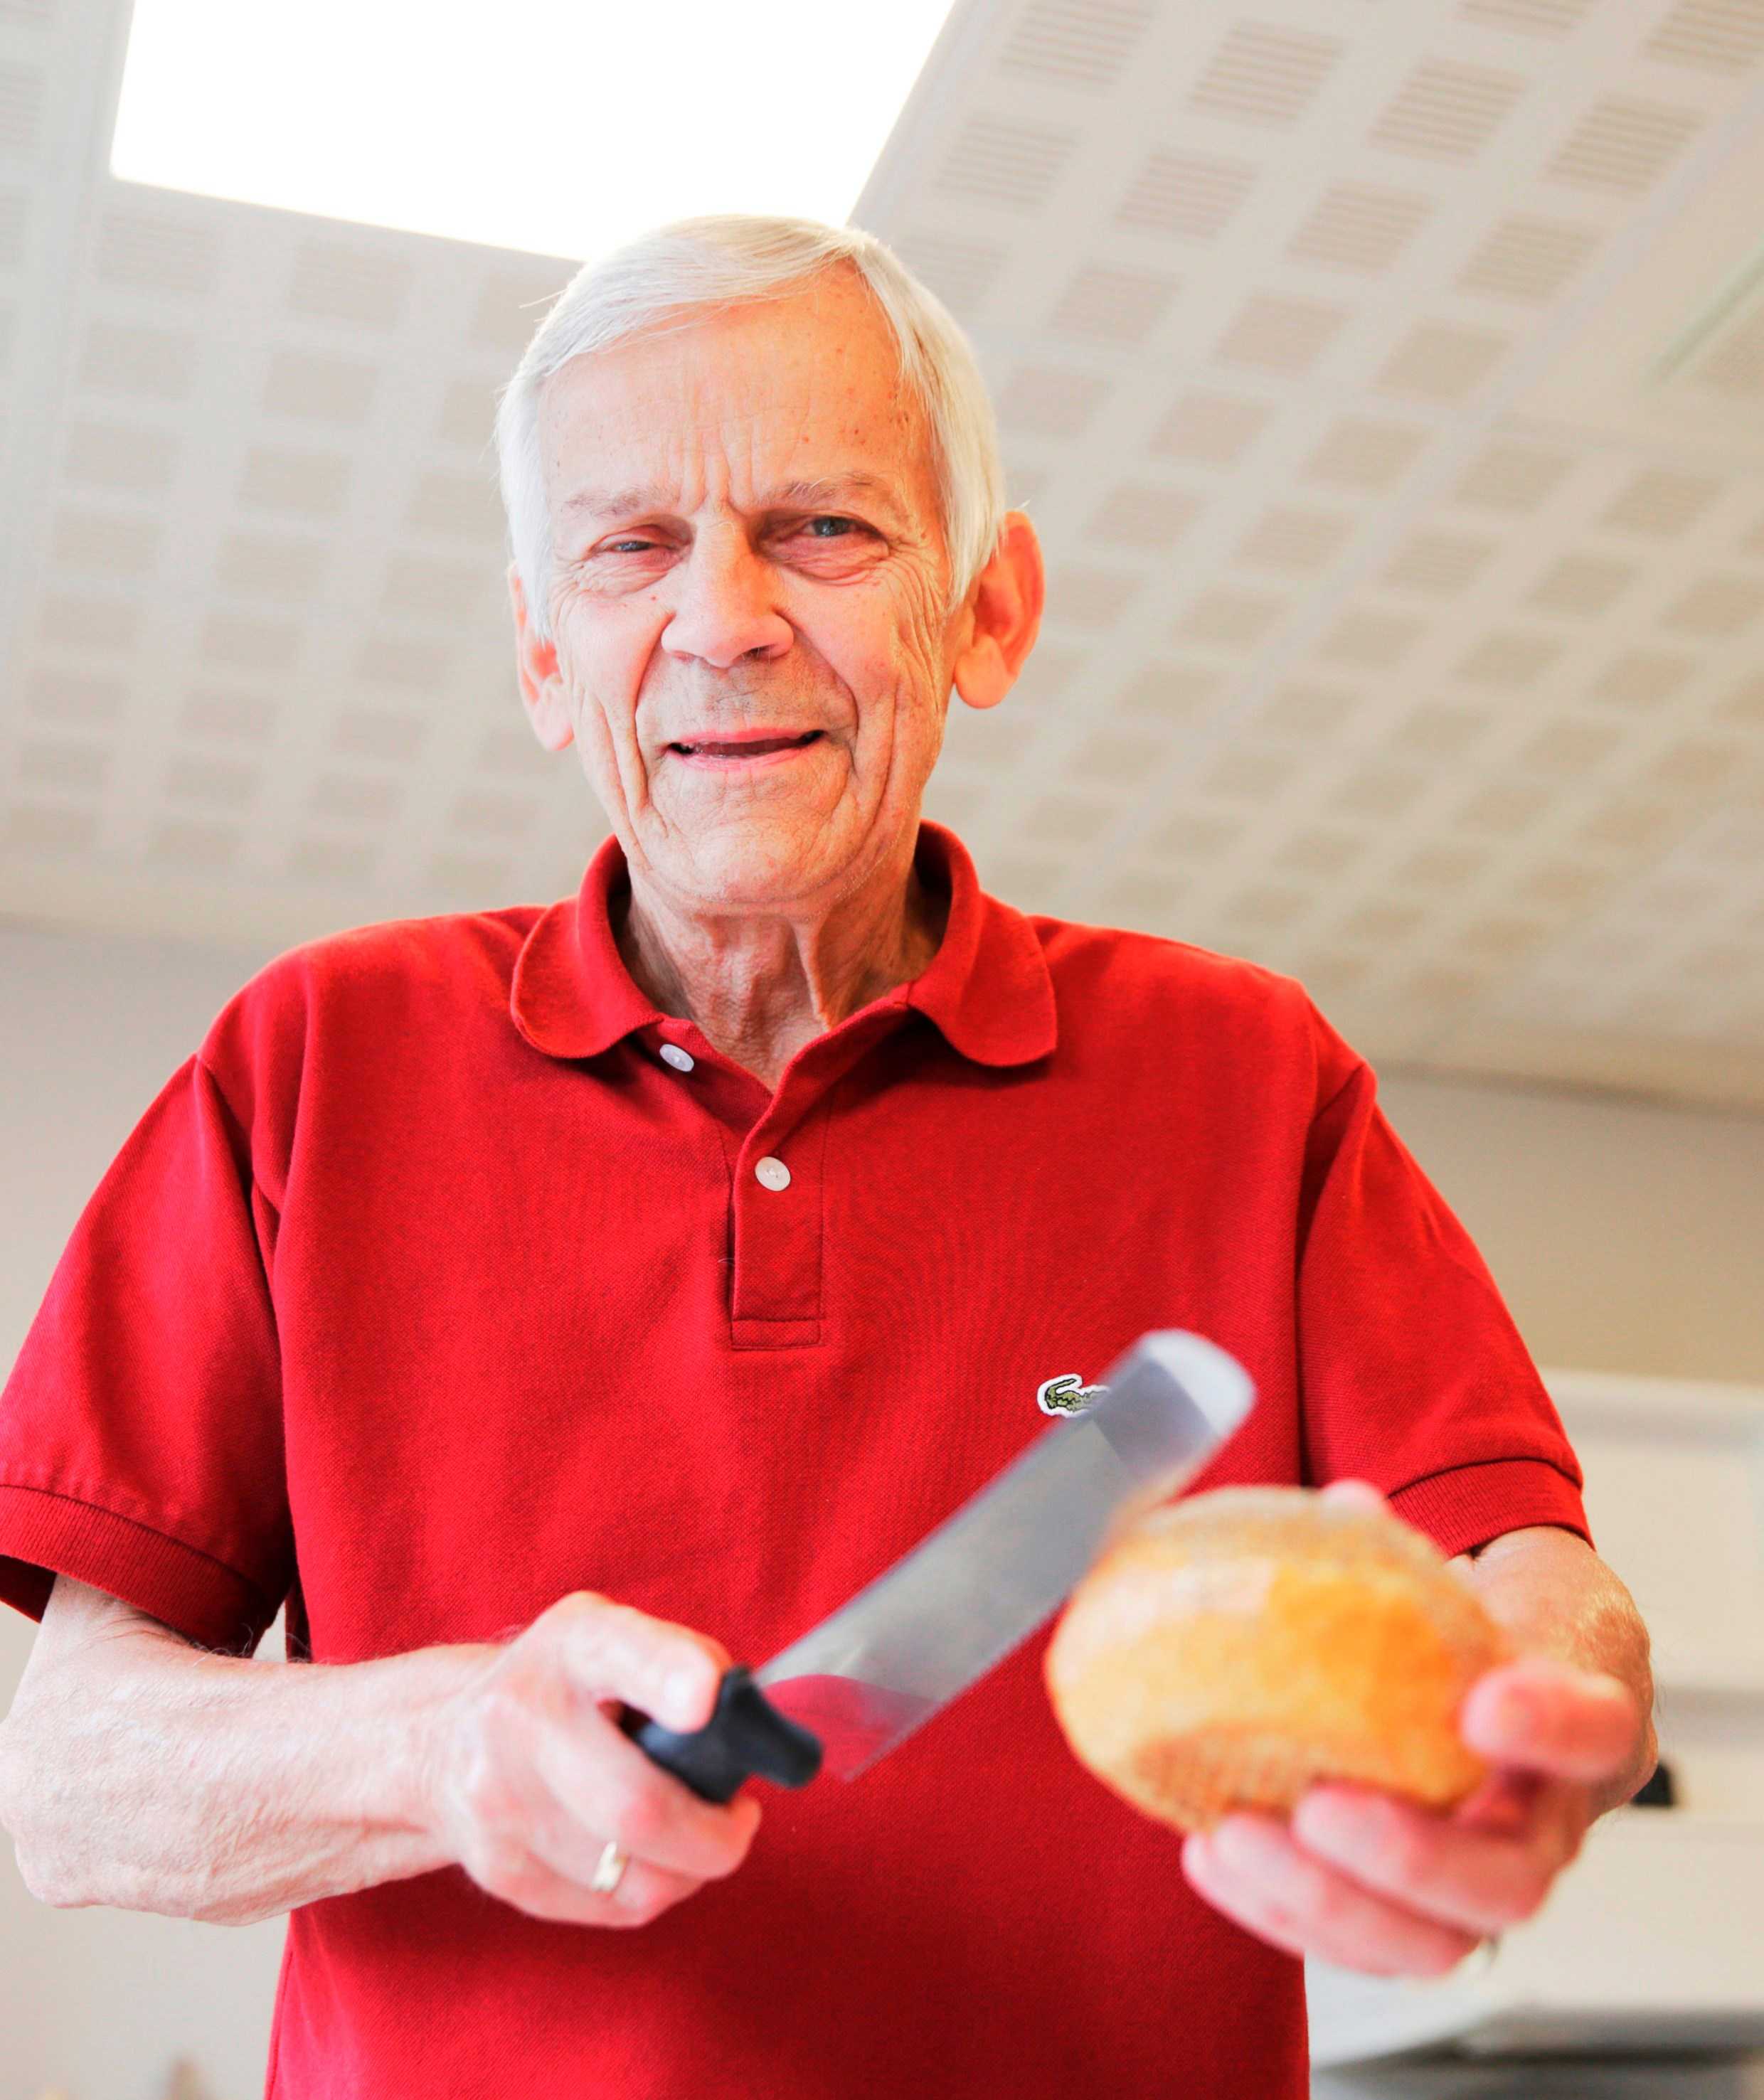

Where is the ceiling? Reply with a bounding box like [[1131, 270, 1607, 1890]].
[[3, 0, 1764, 1113]]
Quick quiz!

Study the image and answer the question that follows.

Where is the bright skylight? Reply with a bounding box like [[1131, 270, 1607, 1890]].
[[110, 0, 958, 262]]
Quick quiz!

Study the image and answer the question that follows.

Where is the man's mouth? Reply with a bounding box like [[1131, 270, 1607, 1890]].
[[668, 730, 825, 759]]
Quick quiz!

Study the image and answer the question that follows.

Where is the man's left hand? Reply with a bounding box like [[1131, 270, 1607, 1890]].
[[1179, 1484, 1647, 1977]]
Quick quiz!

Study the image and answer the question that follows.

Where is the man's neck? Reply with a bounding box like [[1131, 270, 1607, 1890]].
[[612, 836, 950, 1093]]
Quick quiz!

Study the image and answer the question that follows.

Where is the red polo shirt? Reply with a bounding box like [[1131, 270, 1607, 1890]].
[[0, 819, 1589, 2098]]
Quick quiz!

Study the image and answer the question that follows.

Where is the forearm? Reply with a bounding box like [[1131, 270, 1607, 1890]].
[[0, 1620, 479, 1926], [1456, 1525, 1657, 1817]]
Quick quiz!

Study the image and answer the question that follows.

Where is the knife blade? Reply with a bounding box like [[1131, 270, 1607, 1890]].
[[623, 1329, 1254, 1800]]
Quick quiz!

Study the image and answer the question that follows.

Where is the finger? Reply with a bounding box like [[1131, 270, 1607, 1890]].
[[487, 1835, 701, 1929], [550, 1593, 732, 1732], [1290, 1781, 1583, 1938], [1460, 1656, 1642, 1783], [1317, 1478, 1388, 1515], [533, 1703, 763, 1885], [1183, 1814, 1482, 1978]]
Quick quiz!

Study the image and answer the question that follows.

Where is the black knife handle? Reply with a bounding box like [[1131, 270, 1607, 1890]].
[[622, 1665, 823, 1803]]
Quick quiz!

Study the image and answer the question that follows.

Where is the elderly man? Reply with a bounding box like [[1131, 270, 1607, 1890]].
[[0, 215, 1651, 2097]]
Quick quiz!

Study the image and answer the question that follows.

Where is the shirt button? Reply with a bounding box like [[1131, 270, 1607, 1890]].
[[754, 1156, 791, 1192], [659, 1043, 695, 1072]]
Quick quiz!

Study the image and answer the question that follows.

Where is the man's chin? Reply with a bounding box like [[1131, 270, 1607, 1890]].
[[651, 810, 850, 912]]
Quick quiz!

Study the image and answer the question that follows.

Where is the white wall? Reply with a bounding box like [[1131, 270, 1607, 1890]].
[[2, 917, 1763, 2099]]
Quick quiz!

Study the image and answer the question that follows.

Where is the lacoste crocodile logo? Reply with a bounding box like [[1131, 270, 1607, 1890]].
[[1036, 1372, 1105, 1418]]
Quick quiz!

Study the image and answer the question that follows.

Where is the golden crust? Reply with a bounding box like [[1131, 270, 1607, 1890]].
[[1045, 1488, 1509, 1833]]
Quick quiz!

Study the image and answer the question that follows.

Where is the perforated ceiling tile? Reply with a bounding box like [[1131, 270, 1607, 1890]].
[[1069, 723, 1167, 787], [435, 375, 496, 449], [1654, 730, 1755, 789], [1234, 503, 1354, 572], [50, 506, 161, 579], [1575, 791, 1686, 854], [1145, 806, 1250, 860], [1369, 60, 1526, 162], [1186, 21, 1343, 127], [287, 240, 413, 331], [1214, 292, 1349, 375], [1045, 561, 1144, 625], [469, 270, 563, 356], [0, 183, 26, 272], [427, 849, 518, 899], [1526, 551, 1640, 614], [450, 788, 541, 840], [4, 802, 100, 855], [215, 530, 331, 602], [1599, 465, 1725, 533], [1457, 628, 1567, 683], [1024, 787, 1119, 843], [1009, 639, 1088, 709], [164, 752, 261, 809], [61, 417, 178, 495], [1116, 659, 1222, 718], [1545, 96, 1704, 193], [1645, 0, 1764, 70], [1660, 573, 1764, 634], [1318, 606, 1425, 666], [306, 772, 403, 826], [378, 552, 492, 626], [94, 207, 220, 299], [356, 631, 452, 688], [889, 232, 1010, 316], [289, 837, 381, 887], [1173, 585, 1288, 648], [1453, 440, 1574, 510], [1273, 824, 1365, 875], [1388, 700, 1494, 758], [1150, 388, 1274, 464], [1382, 527, 1499, 592], [1302, 415, 1429, 489], [1258, 681, 1360, 741], [36, 590, 142, 652], [1585, 646, 1697, 709], [330, 705, 426, 761], [17, 739, 108, 795], [75, 320, 196, 402], [1046, 262, 1180, 344], [935, 114, 1078, 211], [198, 609, 303, 673], [405, 467, 505, 545], [1375, 321, 1511, 402], [1115, 151, 1259, 241], [1394, 838, 1490, 889], [1722, 669, 1764, 726], [23, 664, 127, 727], [997, 363, 1113, 437], [236, 445, 352, 519], [1518, 714, 1625, 774], [1458, 0, 1596, 31], [1457, 215, 1601, 302], [1688, 303, 1764, 399], [1083, 480, 1201, 548], [998, 0, 1157, 91], [263, 349, 379, 425], [147, 817, 240, 871], [1285, 183, 1434, 272]]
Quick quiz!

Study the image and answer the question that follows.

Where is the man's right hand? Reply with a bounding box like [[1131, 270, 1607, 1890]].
[[422, 1590, 763, 1928]]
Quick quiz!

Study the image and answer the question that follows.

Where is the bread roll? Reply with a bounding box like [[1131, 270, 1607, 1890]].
[[1045, 1487, 1508, 1833]]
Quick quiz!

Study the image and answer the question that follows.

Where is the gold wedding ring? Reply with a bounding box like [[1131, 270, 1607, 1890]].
[[590, 1838, 628, 1896]]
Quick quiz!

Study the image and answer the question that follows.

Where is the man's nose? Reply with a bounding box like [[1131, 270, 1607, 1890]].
[[661, 528, 792, 668]]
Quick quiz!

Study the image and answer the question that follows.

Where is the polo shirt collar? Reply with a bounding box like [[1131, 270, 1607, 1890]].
[[509, 819, 1057, 1069]]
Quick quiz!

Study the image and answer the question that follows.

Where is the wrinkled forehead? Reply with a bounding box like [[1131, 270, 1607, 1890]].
[[538, 270, 941, 536]]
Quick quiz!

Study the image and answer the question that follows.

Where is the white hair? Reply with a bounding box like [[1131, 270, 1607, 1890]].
[[492, 213, 1009, 650]]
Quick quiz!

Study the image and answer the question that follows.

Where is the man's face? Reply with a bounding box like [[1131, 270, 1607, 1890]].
[[514, 267, 967, 916]]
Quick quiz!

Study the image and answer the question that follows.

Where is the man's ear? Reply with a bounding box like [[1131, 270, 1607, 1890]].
[[509, 560, 574, 753], [950, 511, 1046, 713]]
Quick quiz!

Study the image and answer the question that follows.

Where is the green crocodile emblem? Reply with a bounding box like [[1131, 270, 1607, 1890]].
[[1036, 1372, 1105, 1417]]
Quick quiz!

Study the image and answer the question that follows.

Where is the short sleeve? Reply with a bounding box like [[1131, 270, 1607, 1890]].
[[0, 1052, 292, 1652], [1295, 1018, 1592, 1562]]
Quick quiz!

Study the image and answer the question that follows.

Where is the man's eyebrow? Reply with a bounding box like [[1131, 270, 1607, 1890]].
[[560, 474, 908, 526]]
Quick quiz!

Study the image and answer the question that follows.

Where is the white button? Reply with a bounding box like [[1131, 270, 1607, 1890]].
[[753, 1155, 791, 1192], [659, 1043, 695, 1072]]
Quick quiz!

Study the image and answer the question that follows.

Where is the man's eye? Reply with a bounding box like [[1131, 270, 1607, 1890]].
[[603, 538, 657, 555], [799, 516, 862, 540]]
